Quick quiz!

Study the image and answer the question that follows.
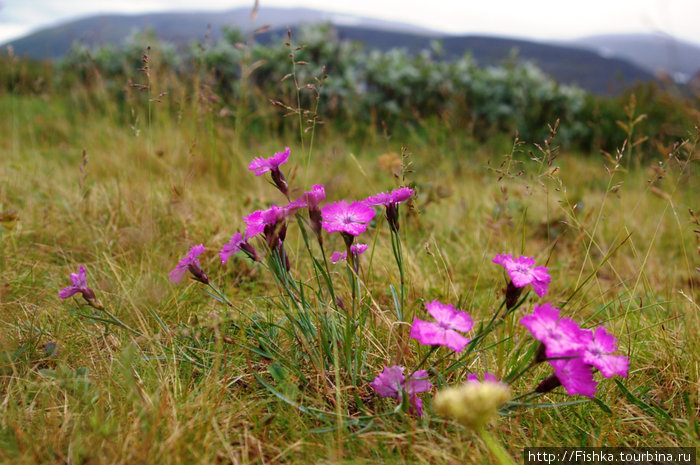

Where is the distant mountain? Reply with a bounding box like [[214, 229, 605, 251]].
[[570, 34, 700, 83], [329, 27, 654, 94], [2, 7, 436, 59], [2, 7, 657, 94]]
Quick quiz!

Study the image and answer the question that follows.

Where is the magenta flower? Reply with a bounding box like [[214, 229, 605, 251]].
[[369, 365, 432, 416], [331, 244, 368, 264], [321, 201, 375, 237], [549, 358, 597, 398], [59, 266, 90, 299], [467, 372, 502, 384], [220, 232, 245, 263], [493, 254, 551, 298], [364, 187, 414, 207], [220, 232, 258, 264], [170, 244, 208, 284], [288, 184, 326, 211], [59, 266, 102, 308], [248, 147, 291, 196], [520, 303, 588, 357], [524, 305, 630, 398], [410, 300, 474, 353], [248, 147, 290, 176], [244, 205, 285, 241], [364, 187, 414, 232], [288, 185, 326, 241], [581, 327, 629, 378]]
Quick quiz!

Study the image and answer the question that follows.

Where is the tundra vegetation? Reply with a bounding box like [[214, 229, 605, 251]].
[[0, 23, 698, 464]]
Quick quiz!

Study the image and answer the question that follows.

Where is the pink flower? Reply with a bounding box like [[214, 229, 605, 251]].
[[524, 306, 630, 398], [493, 254, 551, 297], [520, 303, 588, 357], [581, 327, 629, 378], [549, 358, 598, 398], [248, 147, 291, 196], [409, 300, 474, 353], [364, 187, 414, 232], [220, 232, 258, 263], [321, 201, 375, 236], [288, 184, 326, 211], [59, 266, 102, 308], [220, 232, 245, 263], [248, 147, 290, 176], [364, 187, 414, 207], [467, 372, 502, 384], [170, 244, 208, 284], [369, 365, 432, 416], [288, 185, 326, 240], [59, 266, 91, 299], [244, 205, 285, 239], [330, 244, 368, 264]]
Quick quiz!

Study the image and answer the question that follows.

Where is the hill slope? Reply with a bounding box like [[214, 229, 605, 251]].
[[2, 7, 436, 59], [330, 27, 654, 94], [3, 7, 656, 94], [571, 34, 700, 82]]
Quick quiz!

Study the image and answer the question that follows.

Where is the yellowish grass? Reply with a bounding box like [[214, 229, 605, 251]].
[[0, 89, 698, 464]]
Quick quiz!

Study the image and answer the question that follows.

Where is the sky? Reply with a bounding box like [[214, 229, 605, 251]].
[[1, 0, 700, 46]]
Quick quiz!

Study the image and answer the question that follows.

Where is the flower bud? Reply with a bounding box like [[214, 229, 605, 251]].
[[505, 281, 523, 310], [187, 263, 210, 285], [271, 169, 289, 197], [535, 373, 562, 394]]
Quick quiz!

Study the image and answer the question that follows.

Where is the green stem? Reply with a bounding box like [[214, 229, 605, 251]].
[[390, 228, 405, 321], [508, 390, 536, 403], [207, 282, 234, 307], [468, 298, 507, 350], [410, 346, 438, 377], [100, 307, 144, 338], [504, 360, 537, 385], [478, 427, 517, 465]]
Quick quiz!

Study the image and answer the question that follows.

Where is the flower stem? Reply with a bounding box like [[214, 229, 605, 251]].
[[410, 345, 438, 376], [389, 228, 405, 321], [477, 427, 517, 465], [206, 282, 234, 307]]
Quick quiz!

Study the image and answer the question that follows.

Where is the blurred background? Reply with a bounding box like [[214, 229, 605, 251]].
[[2, 0, 700, 85], [2, 0, 699, 155]]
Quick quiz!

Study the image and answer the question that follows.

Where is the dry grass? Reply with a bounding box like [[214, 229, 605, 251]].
[[0, 89, 698, 464]]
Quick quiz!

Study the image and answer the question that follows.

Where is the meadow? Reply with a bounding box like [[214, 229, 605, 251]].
[[0, 28, 699, 464]]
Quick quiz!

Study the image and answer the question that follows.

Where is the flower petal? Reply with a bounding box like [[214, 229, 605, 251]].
[[550, 358, 597, 398]]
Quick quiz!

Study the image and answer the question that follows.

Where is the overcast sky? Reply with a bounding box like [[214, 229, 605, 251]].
[[1, 0, 700, 45]]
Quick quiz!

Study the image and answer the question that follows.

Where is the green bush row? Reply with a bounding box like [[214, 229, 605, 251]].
[[2, 24, 697, 157]]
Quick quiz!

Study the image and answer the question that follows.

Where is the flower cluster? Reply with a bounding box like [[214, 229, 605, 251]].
[[58, 144, 631, 432], [163, 148, 414, 280], [369, 299, 478, 415], [522, 303, 629, 398]]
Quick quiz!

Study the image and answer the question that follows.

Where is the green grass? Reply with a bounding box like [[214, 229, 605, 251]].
[[0, 78, 698, 465]]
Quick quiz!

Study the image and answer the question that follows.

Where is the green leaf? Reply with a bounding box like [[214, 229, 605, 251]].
[[389, 284, 401, 321], [268, 362, 286, 382], [592, 397, 612, 415]]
